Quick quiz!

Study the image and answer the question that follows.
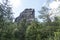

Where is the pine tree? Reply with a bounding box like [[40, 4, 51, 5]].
[[0, 0, 13, 22]]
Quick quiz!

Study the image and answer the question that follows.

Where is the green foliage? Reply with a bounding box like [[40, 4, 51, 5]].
[[25, 21, 42, 40], [0, 0, 13, 22], [39, 6, 51, 22], [54, 32, 60, 40], [0, 22, 18, 40], [0, 0, 60, 40]]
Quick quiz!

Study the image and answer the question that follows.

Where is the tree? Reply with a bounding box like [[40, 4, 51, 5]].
[[0, 0, 16, 40], [0, 0, 13, 22], [14, 19, 29, 40], [25, 21, 42, 40], [54, 32, 60, 40], [39, 6, 51, 23]]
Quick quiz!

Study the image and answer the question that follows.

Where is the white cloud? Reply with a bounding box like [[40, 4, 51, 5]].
[[10, 0, 22, 8], [9, 0, 22, 18], [49, 1, 60, 9]]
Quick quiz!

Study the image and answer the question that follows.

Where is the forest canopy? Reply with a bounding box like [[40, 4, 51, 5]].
[[0, 0, 60, 40]]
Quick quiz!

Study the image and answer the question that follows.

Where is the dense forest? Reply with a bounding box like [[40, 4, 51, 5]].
[[0, 0, 60, 40]]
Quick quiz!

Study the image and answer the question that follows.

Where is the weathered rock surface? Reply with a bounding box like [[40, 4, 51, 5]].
[[15, 8, 35, 22]]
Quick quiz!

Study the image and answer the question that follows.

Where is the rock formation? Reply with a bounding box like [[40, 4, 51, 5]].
[[15, 8, 35, 23]]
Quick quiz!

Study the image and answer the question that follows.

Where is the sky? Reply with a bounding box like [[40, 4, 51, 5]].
[[49, 0, 60, 9], [0, 0, 60, 20], [9, 0, 47, 18]]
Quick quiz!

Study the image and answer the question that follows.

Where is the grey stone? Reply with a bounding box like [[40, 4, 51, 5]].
[[15, 8, 35, 23]]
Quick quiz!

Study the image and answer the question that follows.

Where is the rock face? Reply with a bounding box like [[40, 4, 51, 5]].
[[15, 8, 35, 22]]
